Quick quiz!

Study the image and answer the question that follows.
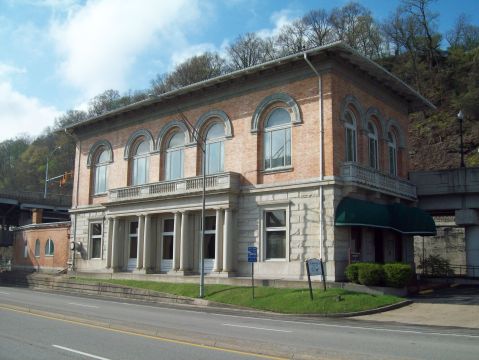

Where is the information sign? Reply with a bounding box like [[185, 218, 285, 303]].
[[248, 246, 258, 263]]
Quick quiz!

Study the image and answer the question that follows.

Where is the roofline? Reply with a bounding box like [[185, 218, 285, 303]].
[[65, 42, 435, 132]]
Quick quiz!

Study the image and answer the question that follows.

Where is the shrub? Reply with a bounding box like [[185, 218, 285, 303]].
[[345, 263, 360, 283], [358, 263, 384, 286], [384, 263, 413, 288], [418, 255, 453, 277]]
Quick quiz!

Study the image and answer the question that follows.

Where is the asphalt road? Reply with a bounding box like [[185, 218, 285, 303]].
[[0, 286, 478, 360]]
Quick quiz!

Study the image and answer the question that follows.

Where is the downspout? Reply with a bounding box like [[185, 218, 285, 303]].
[[303, 53, 325, 271], [65, 128, 81, 272]]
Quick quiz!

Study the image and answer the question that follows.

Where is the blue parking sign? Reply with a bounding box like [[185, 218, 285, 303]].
[[248, 246, 257, 262]]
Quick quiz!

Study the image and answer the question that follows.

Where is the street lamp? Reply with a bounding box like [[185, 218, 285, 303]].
[[457, 110, 465, 168], [44, 146, 61, 199], [177, 111, 207, 298]]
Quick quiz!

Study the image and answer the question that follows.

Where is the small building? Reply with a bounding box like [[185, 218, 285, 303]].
[[66, 42, 435, 281]]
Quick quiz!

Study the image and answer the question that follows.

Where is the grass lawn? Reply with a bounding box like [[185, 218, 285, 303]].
[[74, 278, 402, 314]]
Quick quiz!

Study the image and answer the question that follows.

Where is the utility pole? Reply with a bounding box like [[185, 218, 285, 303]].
[[458, 110, 465, 168]]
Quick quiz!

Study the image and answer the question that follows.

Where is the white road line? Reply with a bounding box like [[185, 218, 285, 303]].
[[0, 291, 10, 295], [52, 345, 111, 360], [68, 302, 99, 308], [223, 323, 292, 333]]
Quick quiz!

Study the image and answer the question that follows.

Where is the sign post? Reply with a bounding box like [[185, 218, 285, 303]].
[[248, 246, 257, 299], [306, 258, 326, 300]]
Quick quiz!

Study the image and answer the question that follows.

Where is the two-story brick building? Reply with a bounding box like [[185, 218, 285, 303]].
[[66, 42, 435, 281]]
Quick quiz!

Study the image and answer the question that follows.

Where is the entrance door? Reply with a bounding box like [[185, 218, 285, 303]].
[[127, 221, 138, 271], [161, 218, 174, 272], [201, 215, 216, 273]]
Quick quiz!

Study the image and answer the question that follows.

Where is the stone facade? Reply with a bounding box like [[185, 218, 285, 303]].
[[67, 44, 430, 281]]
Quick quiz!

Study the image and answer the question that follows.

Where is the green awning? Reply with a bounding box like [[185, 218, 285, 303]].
[[335, 197, 436, 236]]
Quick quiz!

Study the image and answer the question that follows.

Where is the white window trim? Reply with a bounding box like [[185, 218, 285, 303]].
[[45, 238, 54, 257], [260, 205, 290, 262], [368, 122, 379, 170], [388, 132, 398, 176], [263, 110, 293, 171], [89, 221, 103, 259]]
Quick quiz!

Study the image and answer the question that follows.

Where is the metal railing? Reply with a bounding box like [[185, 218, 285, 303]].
[[341, 163, 417, 199], [421, 264, 479, 279], [109, 172, 240, 201]]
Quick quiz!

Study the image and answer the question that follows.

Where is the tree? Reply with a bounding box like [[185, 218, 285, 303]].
[[227, 33, 276, 70], [446, 14, 479, 50], [302, 9, 335, 47], [276, 19, 311, 55]]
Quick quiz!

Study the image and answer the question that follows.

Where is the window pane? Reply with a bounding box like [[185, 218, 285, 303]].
[[129, 236, 138, 258], [204, 234, 215, 259], [206, 141, 223, 175], [97, 149, 109, 164], [266, 231, 286, 259], [164, 219, 174, 233], [264, 132, 271, 169], [168, 132, 184, 148], [91, 238, 101, 258], [266, 210, 286, 227], [95, 165, 106, 193], [369, 138, 377, 169], [285, 128, 291, 166], [135, 140, 149, 155], [206, 123, 224, 140], [271, 129, 285, 168], [162, 235, 174, 259], [166, 149, 183, 180], [35, 240, 40, 257], [204, 216, 216, 231], [45, 240, 54, 255], [266, 108, 290, 128], [129, 222, 138, 235], [92, 223, 102, 236]]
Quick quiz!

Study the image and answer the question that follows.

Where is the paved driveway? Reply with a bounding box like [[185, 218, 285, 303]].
[[355, 285, 479, 329]]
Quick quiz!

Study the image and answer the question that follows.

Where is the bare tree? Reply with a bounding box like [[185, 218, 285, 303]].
[[446, 14, 479, 50], [276, 19, 311, 55], [227, 33, 277, 70], [302, 9, 335, 47]]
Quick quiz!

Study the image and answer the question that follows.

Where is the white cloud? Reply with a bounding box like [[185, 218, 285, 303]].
[[170, 43, 220, 69], [50, 0, 202, 98], [0, 81, 61, 141], [0, 63, 26, 78], [257, 9, 298, 39]]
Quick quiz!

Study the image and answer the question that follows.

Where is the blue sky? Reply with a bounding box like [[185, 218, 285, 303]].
[[0, 0, 478, 141]]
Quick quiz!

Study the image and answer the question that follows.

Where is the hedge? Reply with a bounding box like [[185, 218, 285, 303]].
[[384, 263, 413, 288], [357, 263, 384, 286], [346, 262, 414, 288]]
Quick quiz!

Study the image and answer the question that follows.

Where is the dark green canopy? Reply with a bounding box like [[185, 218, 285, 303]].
[[335, 197, 436, 236]]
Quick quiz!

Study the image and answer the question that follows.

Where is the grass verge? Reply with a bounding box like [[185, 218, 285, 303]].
[[74, 277, 402, 314]]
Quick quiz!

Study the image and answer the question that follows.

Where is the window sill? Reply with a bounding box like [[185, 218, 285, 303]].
[[264, 258, 288, 262], [261, 165, 293, 175], [92, 192, 108, 198], [45, 255, 54, 257]]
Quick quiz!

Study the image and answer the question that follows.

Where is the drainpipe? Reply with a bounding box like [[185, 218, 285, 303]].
[[65, 128, 81, 272], [304, 53, 325, 272]]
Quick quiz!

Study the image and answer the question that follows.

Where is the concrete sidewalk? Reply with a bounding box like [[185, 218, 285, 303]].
[[356, 285, 479, 329]]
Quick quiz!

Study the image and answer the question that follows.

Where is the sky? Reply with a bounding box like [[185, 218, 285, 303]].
[[0, 0, 478, 142]]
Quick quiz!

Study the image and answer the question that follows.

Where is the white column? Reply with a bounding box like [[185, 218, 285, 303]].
[[143, 214, 151, 271], [223, 209, 232, 272], [213, 209, 223, 272], [180, 211, 189, 271], [172, 212, 181, 271], [137, 215, 144, 269], [106, 217, 113, 268], [110, 217, 119, 270]]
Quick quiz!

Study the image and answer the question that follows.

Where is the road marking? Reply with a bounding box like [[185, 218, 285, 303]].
[[53, 345, 111, 360], [0, 291, 10, 295], [0, 305, 285, 360], [223, 323, 292, 333], [68, 302, 99, 308]]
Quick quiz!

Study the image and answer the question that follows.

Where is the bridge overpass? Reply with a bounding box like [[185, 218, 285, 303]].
[[410, 167, 479, 276]]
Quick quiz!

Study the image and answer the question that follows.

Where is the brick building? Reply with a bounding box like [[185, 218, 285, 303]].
[[66, 42, 435, 281]]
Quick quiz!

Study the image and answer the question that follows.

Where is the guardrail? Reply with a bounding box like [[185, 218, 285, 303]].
[[421, 264, 479, 279], [341, 163, 417, 199], [109, 172, 240, 201]]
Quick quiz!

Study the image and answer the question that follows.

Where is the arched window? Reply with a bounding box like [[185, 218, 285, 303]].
[[368, 122, 379, 169], [204, 122, 225, 175], [344, 110, 357, 162], [131, 138, 149, 185], [34, 239, 40, 257], [388, 131, 397, 176], [93, 148, 109, 194], [165, 131, 184, 180], [264, 108, 291, 169], [24, 240, 28, 258], [45, 239, 54, 256]]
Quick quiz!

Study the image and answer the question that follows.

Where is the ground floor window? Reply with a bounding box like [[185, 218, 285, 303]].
[[162, 218, 174, 260], [129, 221, 138, 259], [45, 239, 54, 256], [264, 209, 287, 259], [203, 215, 216, 259], [90, 222, 102, 259]]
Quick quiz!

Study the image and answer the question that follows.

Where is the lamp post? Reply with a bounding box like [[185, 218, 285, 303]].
[[177, 111, 206, 298], [44, 146, 61, 199], [457, 110, 465, 168]]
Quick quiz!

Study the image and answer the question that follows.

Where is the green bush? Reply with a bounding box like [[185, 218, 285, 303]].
[[345, 263, 362, 283], [358, 263, 384, 286], [384, 263, 413, 288], [418, 255, 453, 277]]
